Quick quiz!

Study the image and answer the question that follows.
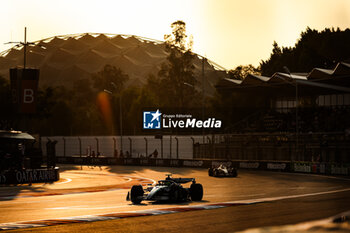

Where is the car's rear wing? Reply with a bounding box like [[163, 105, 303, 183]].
[[169, 177, 194, 184], [165, 174, 195, 184]]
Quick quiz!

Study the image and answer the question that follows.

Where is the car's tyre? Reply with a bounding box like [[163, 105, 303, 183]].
[[208, 168, 213, 176], [190, 183, 203, 201], [130, 185, 144, 204], [231, 169, 238, 177]]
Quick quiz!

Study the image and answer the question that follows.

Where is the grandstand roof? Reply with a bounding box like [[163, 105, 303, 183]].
[[0, 33, 228, 95], [216, 62, 350, 96]]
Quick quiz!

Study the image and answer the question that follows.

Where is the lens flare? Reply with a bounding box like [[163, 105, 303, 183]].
[[97, 91, 114, 133]]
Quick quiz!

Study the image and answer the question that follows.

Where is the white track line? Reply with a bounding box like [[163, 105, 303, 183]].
[[224, 187, 350, 205], [55, 178, 72, 184], [237, 210, 350, 233], [275, 171, 350, 182], [123, 175, 156, 185]]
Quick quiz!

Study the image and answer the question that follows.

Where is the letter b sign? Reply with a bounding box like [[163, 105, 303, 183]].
[[10, 68, 39, 114], [23, 89, 34, 103]]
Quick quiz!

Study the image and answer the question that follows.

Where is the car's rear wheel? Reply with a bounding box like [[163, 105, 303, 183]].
[[232, 169, 238, 177], [208, 168, 213, 176], [190, 183, 203, 201], [130, 185, 144, 204]]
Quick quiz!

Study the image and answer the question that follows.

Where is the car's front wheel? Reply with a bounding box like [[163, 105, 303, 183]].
[[208, 168, 213, 176], [231, 169, 238, 177]]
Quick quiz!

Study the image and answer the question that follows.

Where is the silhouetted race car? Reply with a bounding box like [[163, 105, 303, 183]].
[[208, 164, 237, 177], [126, 174, 203, 204]]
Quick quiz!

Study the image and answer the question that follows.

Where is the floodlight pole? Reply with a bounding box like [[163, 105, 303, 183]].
[[184, 56, 205, 146], [119, 92, 123, 152], [5, 27, 35, 69], [295, 79, 299, 161], [111, 82, 123, 153], [202, 57, 205, 144], [104, 85, 123, 153], [23, 27, 27, 69]]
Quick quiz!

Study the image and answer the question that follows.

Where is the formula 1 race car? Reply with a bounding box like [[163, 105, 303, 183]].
[[126, 174, 203, 204], [208, 163, 238, 177]]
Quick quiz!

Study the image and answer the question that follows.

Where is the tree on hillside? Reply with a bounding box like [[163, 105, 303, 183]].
[[260, 27, 350, 76], [92, 64, 129, 92], [146, 20, 199, 108], [164, 20, 193, 52], [229, 64, 260, 80]]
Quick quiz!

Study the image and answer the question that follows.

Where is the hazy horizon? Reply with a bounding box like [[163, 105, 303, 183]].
[[1, 0, 350, 70]]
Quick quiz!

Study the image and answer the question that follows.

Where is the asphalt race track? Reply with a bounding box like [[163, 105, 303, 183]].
[[1, 165, 350, 232]]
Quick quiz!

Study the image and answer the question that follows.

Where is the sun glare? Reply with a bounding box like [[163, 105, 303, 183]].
[[97, 91, 114, 133], [1, 0, 350, 69]]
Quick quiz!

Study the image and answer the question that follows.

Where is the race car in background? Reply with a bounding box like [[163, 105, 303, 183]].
[[127, 174, 203, 204], [208, 163, 238, 177]]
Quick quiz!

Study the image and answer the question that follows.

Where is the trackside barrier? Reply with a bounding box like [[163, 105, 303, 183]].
[[0, 167, 60, 185], [56, 156, 350, 176]]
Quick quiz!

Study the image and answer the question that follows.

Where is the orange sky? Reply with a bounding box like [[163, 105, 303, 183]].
[[1, 0, 350, 70]]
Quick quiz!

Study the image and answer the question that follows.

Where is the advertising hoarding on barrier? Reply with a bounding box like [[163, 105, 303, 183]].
[[319, 163, 326, 174], [331, 164, 349, 175], [311, 163, 326, 174], [169, 160, 180, 167], [267, 163, 287, 170], [0, 167, 59, 184], [239, 162, 260, 169], [55, 157, 350, 176], [293, 162, 327, 174], [57, 157, 219, 168], [183, 160, 204, 167], [293, 163, 312, 173], [211, 161, 232, 168]]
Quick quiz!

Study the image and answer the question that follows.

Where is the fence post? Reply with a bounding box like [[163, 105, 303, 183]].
[[144, 137, 148, 157], [62, 137, 66, 157], [46, 137, 50, 165], [206, 136, 211, 158], [95, 138, 99, 154], [78, 137, 82, 157], [190, 137, 195, 159], [128, 137, 132, 157], [212, 134, 216, 159], [170, 135, 172, 159], [175, 137, 179, 159], [113, 137, 116, 153], [161, 136, 163, 158]]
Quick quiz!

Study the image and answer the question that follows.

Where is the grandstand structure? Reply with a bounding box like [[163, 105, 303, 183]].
[[195, 61, 350, 163], [216, 61, 350, 133], [0, 33, 228, 95]]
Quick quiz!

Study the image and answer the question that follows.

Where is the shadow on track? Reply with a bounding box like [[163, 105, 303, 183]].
[[127, 199, 209, 206], [0, 183, 48, 201], [106, 165, 206, 176]]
